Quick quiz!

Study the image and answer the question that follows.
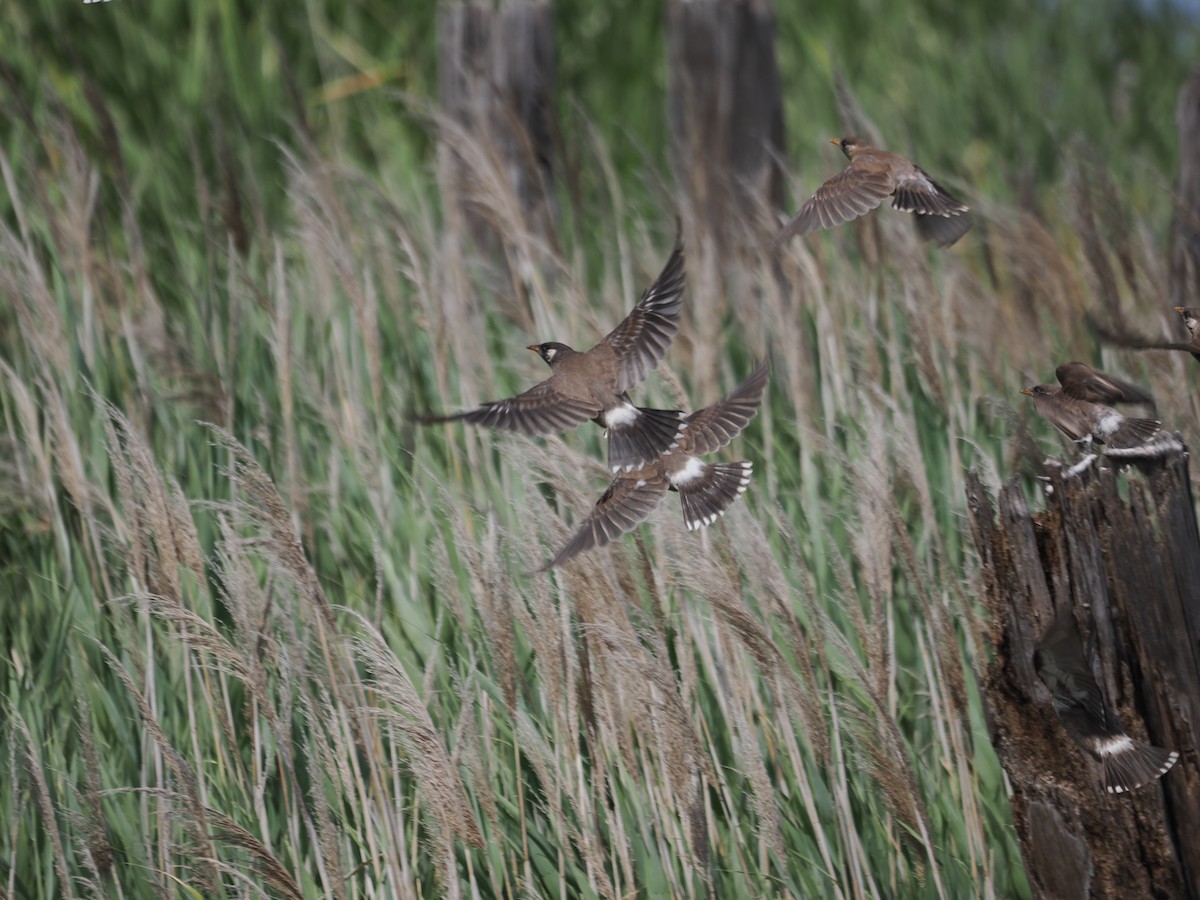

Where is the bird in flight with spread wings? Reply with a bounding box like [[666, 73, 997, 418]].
[[544, 360, 770, 569], [774, 137, 972, 248], [420, 236, 688, 473]]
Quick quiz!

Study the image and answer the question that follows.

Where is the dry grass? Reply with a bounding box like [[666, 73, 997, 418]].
[[2, 72, 1196, 898]]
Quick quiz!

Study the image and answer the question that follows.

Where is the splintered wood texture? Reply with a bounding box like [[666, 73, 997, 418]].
[[966, 454, 1200, 899]]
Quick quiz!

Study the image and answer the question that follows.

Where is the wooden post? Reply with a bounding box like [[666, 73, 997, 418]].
[[966, 450, 1200, 898], [666, 0, 786, 251], [1170, 64, 1200, 310], [437, 1, 558, 255]]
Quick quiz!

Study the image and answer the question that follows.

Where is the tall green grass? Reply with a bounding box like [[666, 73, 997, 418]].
[[3, 1, 1199, 897]]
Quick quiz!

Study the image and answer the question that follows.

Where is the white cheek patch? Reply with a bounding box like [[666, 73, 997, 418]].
[[605, 404, 639, 429], [1096, 411, 1123, 437], [1094, 734, 1133, 757], [670, 456, 706, 487]]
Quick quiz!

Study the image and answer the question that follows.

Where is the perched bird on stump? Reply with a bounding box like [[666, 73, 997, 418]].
[[544, 360, 770, 569], [1086, 306, 1200, 362], [1021, 362, 1161, 450], [1035, 610, 1179, 794], [1175, 306, 1200, 361], [420, 237, 687, 472], [774, 137, 972, 248]]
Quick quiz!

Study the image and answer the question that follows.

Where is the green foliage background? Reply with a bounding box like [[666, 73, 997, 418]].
[[1, 0, 1197, 897]]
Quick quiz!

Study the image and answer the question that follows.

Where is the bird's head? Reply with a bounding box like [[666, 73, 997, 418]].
[[831, 136, 865, 159], [528, 342, 573, 367], [1176, 306, 1200, 335], [1021, 385, 1051, 397]]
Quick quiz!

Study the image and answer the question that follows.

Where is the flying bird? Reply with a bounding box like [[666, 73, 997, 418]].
[[774, 137, 972, 248], [420, 236, 687, 473], [544, 360, 770, 569], [1022, 362, 1161, 450], [1035, 610, 1179, 794]]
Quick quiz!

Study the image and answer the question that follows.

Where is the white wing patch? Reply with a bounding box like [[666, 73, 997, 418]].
[[1094, 735, 1134, 757], [670, 456, 706, 487], [1096, 411, 1123, 438], [605, 403, 639, 429]]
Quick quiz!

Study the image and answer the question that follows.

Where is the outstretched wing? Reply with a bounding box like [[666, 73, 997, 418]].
[[773, 165, 894, 246], [601, 234, 686, 394], [423, 379, 598, 435], [1056, 362, 1155, 408], [681, 360, 771, 457], [543, 473, 669, 569]]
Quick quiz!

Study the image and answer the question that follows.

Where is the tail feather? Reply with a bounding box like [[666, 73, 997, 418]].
[[677, 461, 753, 531], [1106, 416, 1162, 450], [1099, 738, 1179, 794], [414, 411, 467, 426], [606, 407, 685, 473], [913, 210, 973, 247], [772, 208, 817, 249]]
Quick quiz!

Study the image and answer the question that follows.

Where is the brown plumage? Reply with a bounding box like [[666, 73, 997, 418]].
[[1051, 361, 1156, 409], [1176, 306, 1200, 361], [774, 137, 972, 248], [544, 361, 770, 569], [1036, 611, 1179, 794], [1021, 362, 1161, 450], [420, 237, 687, 472]]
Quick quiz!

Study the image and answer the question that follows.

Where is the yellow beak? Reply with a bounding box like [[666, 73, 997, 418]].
[[1020, 388, 1034, 396]]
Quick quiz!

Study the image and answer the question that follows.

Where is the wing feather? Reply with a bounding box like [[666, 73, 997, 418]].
[[1056, 362, 1155, 408], [680, 361, 770, 456], [774, 166, 894, 245], [543, 473, 669, 568], [445, 380, 599, 435], [602, 236, 686, 394]]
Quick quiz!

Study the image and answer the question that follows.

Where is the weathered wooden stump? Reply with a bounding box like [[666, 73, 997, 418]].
[[1171, 64, 1200, 311], [437, 0, 558, 254], [666, 0, 786, 251], [966, 449, 1200, 898]]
